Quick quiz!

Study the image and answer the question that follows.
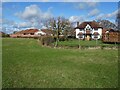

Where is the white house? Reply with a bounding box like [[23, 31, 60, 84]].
[[35, 30, 46, 36], [75, 21, 103, 40], [35, 29, 53, 36]]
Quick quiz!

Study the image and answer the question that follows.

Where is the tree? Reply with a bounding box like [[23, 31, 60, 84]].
[[116, 9, 120, 31], [48, 16, 72, 47], [13, 31, 18, 34]]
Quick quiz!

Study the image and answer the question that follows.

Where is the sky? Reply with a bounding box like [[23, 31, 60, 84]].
[[1, 1, 119, 34]]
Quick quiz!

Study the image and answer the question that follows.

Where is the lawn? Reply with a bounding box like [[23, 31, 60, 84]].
[[2, 38, 118, 88], [57, 39, 118, 47]]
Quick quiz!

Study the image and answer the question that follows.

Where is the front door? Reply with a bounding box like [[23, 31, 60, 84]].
[[86, 35, 91, 41]]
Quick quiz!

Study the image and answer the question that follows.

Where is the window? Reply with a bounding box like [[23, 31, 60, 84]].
[[94, 35, 98, 38], [79, 35, 83, 38], [79, 29, 83, 31], [86, 26, 90, 30], [94, 29, 98, 31], [31, 33, 34, 35], [38, 33, 42, 35]]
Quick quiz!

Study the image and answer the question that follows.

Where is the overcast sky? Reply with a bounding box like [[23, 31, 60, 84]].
[[1, 1, 119, 34]]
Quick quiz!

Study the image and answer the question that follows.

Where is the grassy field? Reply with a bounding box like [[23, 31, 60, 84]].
[[2, 38, 118, 88], [57, 39, 118, 47]]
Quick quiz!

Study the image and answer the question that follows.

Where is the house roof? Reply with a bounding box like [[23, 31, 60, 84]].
[[41, 29, 53, 35], [15, 30, 25, 34], [23, 29, 39, 33], [15, 29, 39, 34], [102, 28, 120, 34], [0, 31, 6, 35], [0, 32, 6, 37], [76, 21, 102, 29]]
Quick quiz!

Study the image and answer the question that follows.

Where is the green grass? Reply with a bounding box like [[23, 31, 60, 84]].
[[0, 38, 2, 89], [58, 39, 118, 47], [2, 38, 118, 88]]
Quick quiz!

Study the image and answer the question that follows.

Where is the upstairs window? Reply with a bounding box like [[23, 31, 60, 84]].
[[31, 33, 34, 35], [94, 29, 98, 31], [79, 35, 83, 38], [94, 35, 98, 38], [80, 29, 83, 31]]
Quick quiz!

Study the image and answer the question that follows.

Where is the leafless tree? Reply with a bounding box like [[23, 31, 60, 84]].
[[47, 16, 72, 47]]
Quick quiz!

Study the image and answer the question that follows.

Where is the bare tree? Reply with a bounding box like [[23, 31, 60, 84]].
[[47, 16, 72, 47]]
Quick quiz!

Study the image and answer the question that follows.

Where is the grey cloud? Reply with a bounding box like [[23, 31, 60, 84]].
[[88, 8, 100, 17], [96, 9, 119, 20], [69, 15, 85, 24], [75, 2, 99, 10]]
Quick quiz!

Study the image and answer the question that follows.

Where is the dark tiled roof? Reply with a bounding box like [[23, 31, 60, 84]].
[[41, 29, 53, 35], [15, 29, 39, 34], [76, 21, 102, 29], [0, 31, 5, 35], [23, 29, 39, 33]]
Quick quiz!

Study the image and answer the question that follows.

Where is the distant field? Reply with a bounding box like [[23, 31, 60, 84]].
[[2, 38, 118, 88]]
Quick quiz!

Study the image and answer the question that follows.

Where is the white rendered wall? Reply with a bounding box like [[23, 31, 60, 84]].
[[35, 31, 46, 35], [76, 28, 80, 39], [98, 28, 102, 36]]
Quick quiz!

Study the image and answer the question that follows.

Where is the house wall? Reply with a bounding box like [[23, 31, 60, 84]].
[[75, 27, 102, 40], [35, 31, 46, 35], [92, 35, 101, 40], [85, 24, 92, 31], [92, 28, 102, 39], [76, 28, 80, 39], [98, 28, 102, 36]]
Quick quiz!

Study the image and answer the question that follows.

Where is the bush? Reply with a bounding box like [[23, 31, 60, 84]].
[[2, 34, 10, 37], [39, 36, 55, 46], [59, 36, 65, 41], [53, 35, 66, 41], [34, 36, 39, 39]]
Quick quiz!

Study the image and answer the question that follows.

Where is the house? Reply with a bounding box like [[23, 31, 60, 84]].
[[0, 31, 9, 37], [35, 29, 54, 36], [0, 32, 5, 37], [10, 29, 39, 38], [75, 21, 103, 40]]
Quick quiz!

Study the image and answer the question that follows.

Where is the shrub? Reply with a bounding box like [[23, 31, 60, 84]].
[[2, 34, 10, 37], [34, 36, 39, 39], [39, 36, 55, 46], [59, 36, 65, 41]]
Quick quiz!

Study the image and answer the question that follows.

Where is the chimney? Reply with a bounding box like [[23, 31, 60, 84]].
[[77, 22, 79, 27]]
